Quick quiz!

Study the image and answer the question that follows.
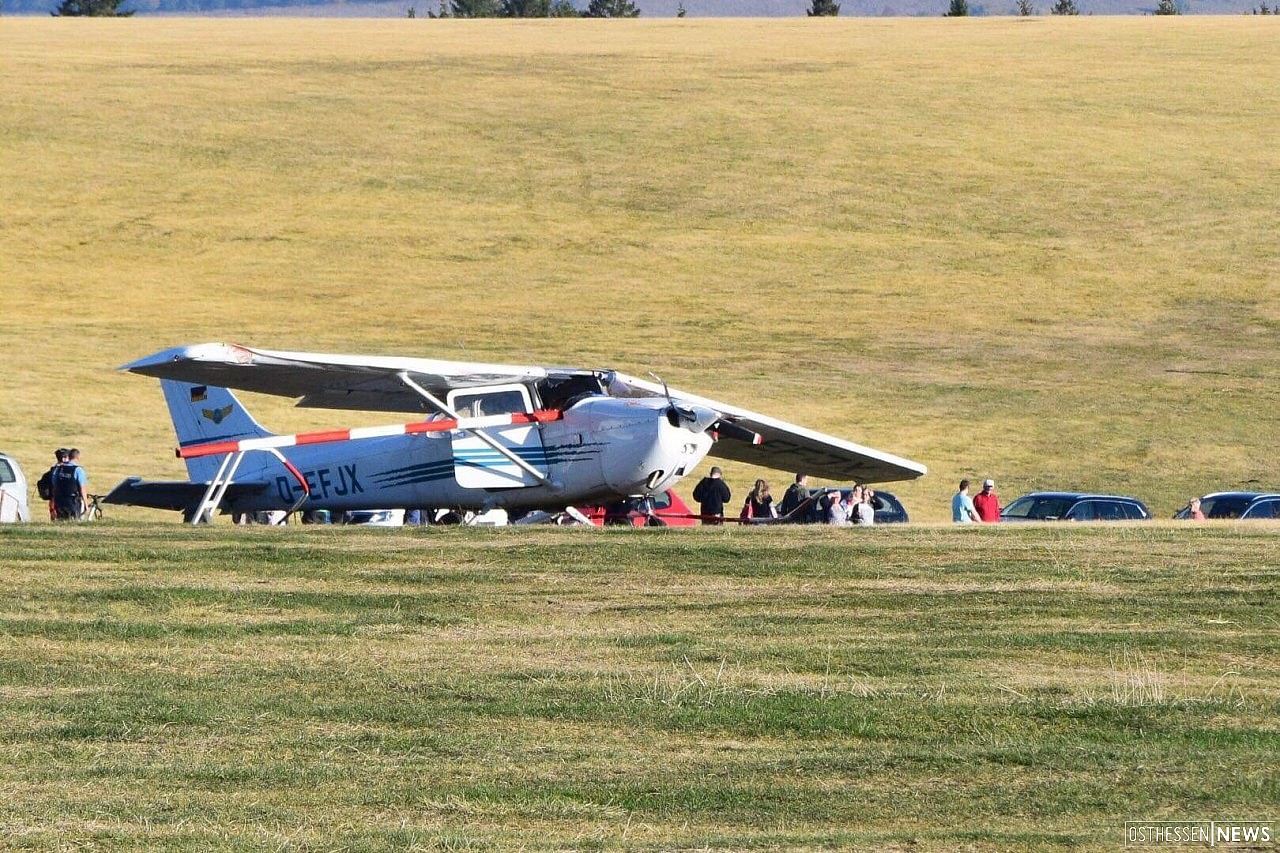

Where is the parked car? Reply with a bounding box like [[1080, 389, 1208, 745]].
[[342, 509, 406, 526], [341, 507, 510, 526], [579, 489, 697, 527], [0, 452, 30, 523], [1000, 492, 1151, 522], [1173, 492, 1280, 520], [758, 487, 909, 524]]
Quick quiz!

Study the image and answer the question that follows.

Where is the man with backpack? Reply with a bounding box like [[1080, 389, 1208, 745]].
[[37, 448, 68, 521], [50, 447, 88, 521]]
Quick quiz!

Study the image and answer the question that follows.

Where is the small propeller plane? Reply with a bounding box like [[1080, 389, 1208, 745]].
[[105, 343, 926, 524]]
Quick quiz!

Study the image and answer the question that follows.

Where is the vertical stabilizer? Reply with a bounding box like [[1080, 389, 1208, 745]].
[[160, 380, 273, 482]]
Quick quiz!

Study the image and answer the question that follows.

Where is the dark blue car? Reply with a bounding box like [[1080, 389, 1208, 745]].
[[798, 488, 909, 524], [1174, 492, 1280, 520], [1001, 492, 1151, 522]]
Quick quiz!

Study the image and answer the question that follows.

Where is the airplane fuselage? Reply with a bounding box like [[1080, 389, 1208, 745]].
[[217, 396, 714, 514]]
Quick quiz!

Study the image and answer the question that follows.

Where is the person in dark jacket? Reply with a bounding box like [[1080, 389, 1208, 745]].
[[691, 466, 732, 525], [779, 473, 809, 519]]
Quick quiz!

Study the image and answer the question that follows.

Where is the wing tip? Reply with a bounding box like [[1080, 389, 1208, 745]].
[[120, 342, 249, 375]]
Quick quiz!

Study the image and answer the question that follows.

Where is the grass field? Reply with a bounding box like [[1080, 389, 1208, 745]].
[[1, 20, 1278, 849], [1, 522, 1277, 849], [2, 17, 1278, 520]]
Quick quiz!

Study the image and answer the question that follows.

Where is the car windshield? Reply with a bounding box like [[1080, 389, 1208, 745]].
[[1003, 496, 1075, 520], [1199, 496, 1252, 519]]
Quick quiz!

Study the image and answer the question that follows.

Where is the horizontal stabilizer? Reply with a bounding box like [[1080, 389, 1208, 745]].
[[104, 477, 270, 513]]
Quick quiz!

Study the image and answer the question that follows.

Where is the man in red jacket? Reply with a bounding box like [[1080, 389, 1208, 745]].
[[974, 479, 1002, 523]]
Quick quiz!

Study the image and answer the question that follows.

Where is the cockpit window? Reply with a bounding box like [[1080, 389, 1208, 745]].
[[448, 385, 533, 418], [536, 374, 607, 410]]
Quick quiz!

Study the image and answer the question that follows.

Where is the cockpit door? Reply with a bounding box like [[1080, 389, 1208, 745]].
[[447, 384, 548, 488]]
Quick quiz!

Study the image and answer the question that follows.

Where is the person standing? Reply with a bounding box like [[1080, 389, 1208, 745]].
[[856, 486, 876, 526], [692, 466, 732, 525], [827, 490, 852, 526], [39, 448, 69, 521], [952, 479, 980, 524], [742, 479, 777, 521], [779, 473, 809, 519], [51, 447, 87, 521], [842, 486, 862, 525], [973, 479, 1001, 523]]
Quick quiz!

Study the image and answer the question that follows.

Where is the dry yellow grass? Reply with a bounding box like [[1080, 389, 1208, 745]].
[[2, 17, 1277, 520]]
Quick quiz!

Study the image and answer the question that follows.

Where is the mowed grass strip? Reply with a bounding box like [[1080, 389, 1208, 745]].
[[0, 523, 1276, 849]]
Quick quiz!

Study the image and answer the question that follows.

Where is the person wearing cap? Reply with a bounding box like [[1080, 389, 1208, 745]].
[[692, 466, 732, 525], [973, 479, 1001, 523]]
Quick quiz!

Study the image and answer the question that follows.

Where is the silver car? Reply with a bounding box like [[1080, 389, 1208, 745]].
[[0, 452, 30, 522]]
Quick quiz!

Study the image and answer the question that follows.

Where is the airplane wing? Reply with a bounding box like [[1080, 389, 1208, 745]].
[[605, 372, 927, 484], [123, 344, 926, 483], [122, 343, 594, 414]]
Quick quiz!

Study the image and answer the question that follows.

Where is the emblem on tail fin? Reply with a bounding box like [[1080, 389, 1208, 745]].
[[202, 405, 234, 424]]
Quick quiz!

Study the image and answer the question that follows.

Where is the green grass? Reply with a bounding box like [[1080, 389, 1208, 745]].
[[2, 18, 1278, 520], [1, 522, 1277, 849]]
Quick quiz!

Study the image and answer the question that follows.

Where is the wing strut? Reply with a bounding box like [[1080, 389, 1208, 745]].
[[189, 447, 309, 525], [396, 371, 557, 490]]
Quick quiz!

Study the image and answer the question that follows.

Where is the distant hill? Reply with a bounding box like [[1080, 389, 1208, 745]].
[[6, 0, 1269, 15]]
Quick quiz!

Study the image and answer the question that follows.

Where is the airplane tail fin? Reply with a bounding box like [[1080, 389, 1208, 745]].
[[160, 380, 273, 482]]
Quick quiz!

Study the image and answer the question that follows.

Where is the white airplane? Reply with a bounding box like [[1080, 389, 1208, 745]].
[[105, 343, 926, 524]]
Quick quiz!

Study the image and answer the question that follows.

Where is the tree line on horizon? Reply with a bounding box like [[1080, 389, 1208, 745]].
[[27, 0, 1269, 21], [419, 0, 638, 15], [29, 0, 641, 12]]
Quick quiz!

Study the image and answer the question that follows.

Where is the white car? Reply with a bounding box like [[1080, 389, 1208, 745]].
[[343, 509, 405, 526], [0, 452, 30, 522], [342, 508, 509, 526]]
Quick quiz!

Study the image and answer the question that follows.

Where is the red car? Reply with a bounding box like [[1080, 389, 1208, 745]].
[[579, 489, 698, 527]]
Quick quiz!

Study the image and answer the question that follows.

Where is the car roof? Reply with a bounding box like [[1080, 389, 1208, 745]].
[[1198, 492, 1280, 501], [811, 485, 897, 493], [1010, 492, 1145, 502]]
